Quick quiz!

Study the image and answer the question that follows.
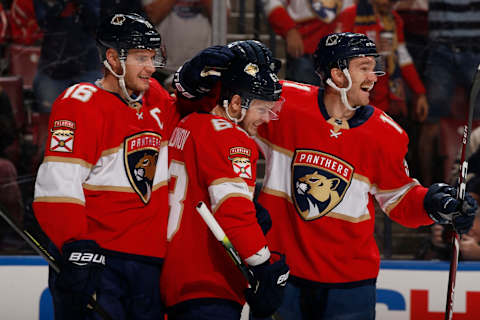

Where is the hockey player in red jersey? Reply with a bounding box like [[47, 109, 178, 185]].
[[160, 40, 290, 320], [32, 12, 237, 319], [252, 32, 478, 319]]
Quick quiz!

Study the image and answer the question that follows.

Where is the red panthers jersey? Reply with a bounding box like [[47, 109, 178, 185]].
[[33, 79, 180, 261], [160, 112, 267, 307], [256, 80, 434, 284]]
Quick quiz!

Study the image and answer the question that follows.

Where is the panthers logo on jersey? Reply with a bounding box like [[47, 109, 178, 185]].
[[292, 149, 354, 220], [124, 132, 162, 204]]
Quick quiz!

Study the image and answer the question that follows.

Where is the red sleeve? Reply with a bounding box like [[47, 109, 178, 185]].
[[336, 5, 357, 32], [195, 122, 267, 260], [394, 11, 405, 43], [372, 111, 432, 227], [9, 0, 43, 45], [400, 64, 426, 95], [392, 11, 424, 95], [33, 85, 101, 249], [267, 6, 296, 37], [389, 185, 433, 228]]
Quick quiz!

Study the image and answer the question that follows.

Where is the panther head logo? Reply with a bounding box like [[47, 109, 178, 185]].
[[296, 171, 341, 218], [134, 153, 157, 182], [124, 132, 162, 204], [133, 153, 158, 202]]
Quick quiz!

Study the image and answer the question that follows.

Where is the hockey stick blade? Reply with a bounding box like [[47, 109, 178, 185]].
[[445, 63, 480, 320], [196, 201, 257, 287], [0, 208, 113, 320]]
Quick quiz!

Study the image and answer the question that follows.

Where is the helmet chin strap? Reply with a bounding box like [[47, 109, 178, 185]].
[[223, 99, 246, 124], [103, 60, 144, 104], [326, 68, 359, 111]]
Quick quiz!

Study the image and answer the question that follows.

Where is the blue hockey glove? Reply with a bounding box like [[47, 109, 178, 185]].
[[55, 240, 106, 313], [174, 45, 235, 99], [254, 201, 272, 235], [245, 252, 290, 318], [424, 183, 477, 234]]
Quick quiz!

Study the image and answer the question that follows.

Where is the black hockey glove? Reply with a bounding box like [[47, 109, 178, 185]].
[[174, 45, 235, 99], [424, 183, 477, 234], [245, 252, 290, 318], [55, 240, 105, 314], [254, 201, 272, 235]]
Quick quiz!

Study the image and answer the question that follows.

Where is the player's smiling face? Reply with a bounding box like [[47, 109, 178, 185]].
[[241, 99, 281, 136], [346, 56, 378, 106], [124, 49, 156, 93]]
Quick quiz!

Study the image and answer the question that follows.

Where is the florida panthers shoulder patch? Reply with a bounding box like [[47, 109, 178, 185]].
[[229, 147, 252, 179], [49, 120, 76, 153]]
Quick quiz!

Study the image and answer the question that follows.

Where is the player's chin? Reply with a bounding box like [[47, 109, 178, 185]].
[[247, 125, 259, 136], [136, 81, 150, 92], [359, 90, 371, 105]]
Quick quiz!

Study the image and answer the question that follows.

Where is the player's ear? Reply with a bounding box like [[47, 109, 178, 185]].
[[228, 94, 243, 118], [105, 48, 120, 69], [330, 68, 345, 86]]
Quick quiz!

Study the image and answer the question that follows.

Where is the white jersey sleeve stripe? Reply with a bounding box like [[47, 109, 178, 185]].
[[153, 142, 169, 186], [34, 161, 90, 202], [373, 180, 420, 214], [397, 43, 413, 67], [43, 156, 92, 169], [209, 178, 253, 212], [255, 137, 293, 196]]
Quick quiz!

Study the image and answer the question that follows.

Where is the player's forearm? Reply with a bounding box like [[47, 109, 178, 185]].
[[215, 197, 268, 261]]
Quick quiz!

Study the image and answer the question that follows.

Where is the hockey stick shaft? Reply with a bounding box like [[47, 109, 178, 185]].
[[196, 201, 257, 287], [445, 63, 480, 320], [0, 208, 113, 320]]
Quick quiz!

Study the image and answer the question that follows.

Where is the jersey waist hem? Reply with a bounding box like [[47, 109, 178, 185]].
[[290, 275, 377, 288]]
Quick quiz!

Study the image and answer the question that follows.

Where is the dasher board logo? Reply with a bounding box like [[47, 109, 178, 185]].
[[292, 149, 354, 220], [49, 120, 76, 153], [124, 132, 162, 204], [229, 147, 252, 179]]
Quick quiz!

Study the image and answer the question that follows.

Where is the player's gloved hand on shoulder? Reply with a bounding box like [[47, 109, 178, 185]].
[[174, 45, 235, 99], [245, 252, 290, 318], [424, 183, 478, 234], [55, 240, 106, 313], [254, 201, 272, 235]]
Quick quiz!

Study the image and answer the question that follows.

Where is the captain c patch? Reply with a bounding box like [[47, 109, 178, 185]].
[[229, 147, 252, 179], [292, 149, 354, 220], [49, 120, 76, 153]]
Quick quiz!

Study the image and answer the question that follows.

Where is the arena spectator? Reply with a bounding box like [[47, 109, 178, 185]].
[[262, 0, 343, 85], [10, 0, 43, 45], [418, 0, 480, 186], [145, 0, 229, 88], [336, 0, 428, 122]]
